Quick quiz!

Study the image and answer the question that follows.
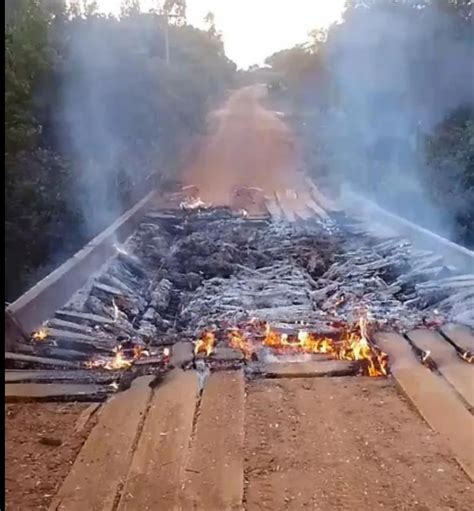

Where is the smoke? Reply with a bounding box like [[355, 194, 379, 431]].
[[320, 1, 474, 240], [61, 20, 122, 237], [58, 14, 174, 239]]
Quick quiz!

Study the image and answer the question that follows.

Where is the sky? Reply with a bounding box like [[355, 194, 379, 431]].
[[96, 0, 346, 69]]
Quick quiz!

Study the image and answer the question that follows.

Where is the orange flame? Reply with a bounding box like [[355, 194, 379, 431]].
[[193, 317, 388, 377], [194, 331, 215, 356], [250, 318, 388, 376], [32, 327, 48, 342], [228, 328, 253, 359], [85, 344, 149, 371]]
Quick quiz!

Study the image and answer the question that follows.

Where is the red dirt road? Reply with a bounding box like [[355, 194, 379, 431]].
[[181, 85, 306, 205], [245, 377, 473, 511]]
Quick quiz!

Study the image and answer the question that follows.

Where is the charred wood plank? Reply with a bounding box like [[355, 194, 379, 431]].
[[55, 310, 114, 326], [5, 383, 108, 403], [5, 369, 118, 384], [407, 329, 474, 409], [38, 346, 92, 362], [117, 252, 148, 278], [440, 323, 474, 354], [98, 273, 137, 297], [46, 318, 95, 335], [92, 282, 125, 300], [255, 360, 359, 378], [45, 328, 107, 346], [374, 332, 474, 481], [170, 341, 194, 368], [5, 352, 81, 369]]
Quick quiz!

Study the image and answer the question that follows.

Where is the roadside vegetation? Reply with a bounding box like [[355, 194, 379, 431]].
[[5, 0, 235, 301], [262, 0, 473, 248]]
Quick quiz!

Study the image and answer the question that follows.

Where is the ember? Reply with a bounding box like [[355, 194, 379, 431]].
[[86, 343, 150, 371], [32, 327, 48, 342], [194, 331, 216, 356]]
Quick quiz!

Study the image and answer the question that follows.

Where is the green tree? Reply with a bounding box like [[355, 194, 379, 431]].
[[5, 0, 50, 154]]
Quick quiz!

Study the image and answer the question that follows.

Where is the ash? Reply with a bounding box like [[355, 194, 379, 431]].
[[21, 206, 473, 384]]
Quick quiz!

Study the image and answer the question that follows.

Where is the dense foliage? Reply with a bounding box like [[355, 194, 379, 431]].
[[5, 0, 235, 301], [264, 0, 473, 247]]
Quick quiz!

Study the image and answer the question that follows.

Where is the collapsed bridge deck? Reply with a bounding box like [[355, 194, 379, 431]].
[[5, 182, 474, 391], [5, 180, 474, 510]]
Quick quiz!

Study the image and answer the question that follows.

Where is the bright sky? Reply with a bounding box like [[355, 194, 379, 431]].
[[96, 1, 345, 69]]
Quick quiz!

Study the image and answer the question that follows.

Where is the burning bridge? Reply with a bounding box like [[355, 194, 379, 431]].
[[5, 180, 474, 509]]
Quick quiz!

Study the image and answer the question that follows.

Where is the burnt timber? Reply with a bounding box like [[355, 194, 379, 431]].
[[5, 180, 474, 511]]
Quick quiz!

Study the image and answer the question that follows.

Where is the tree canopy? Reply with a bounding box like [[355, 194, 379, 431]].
[[265, 0, 473, 247], [5, 0, 235, 301]]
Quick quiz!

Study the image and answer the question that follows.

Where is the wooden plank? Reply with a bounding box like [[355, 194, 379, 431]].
[[74, 403, 102, 433], [43, 328, 113, 354], [5, 352, 81, 369], [407, 329, 474, 409], [49, 376, 154, 511], [46, 328, 101, 344], [181, 370, 245, 510], [117, 370, 198, 511], [5, 383, 107, 403], [441, 323, 474, 353], [305, 177, 341, 212], [211, 347, 245, 361], [170, 341, 194, 368], [256, 360, 358, 378], [36, 346, 91, 362], [54, 310, 114, 325], [5, 369, 117, 384], [294, 204, 313, 221], [47, 318, 95, 335], [264, 197, 283, 220], [374, 332, 474, 481], [305, 196, 329, 219], [6, 191, 155, 341], [275, 191, 296, 222]]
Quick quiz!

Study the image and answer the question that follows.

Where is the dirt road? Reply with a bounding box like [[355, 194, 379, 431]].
[[7, 375, 473, 510], [245, 377, 472, 511], [181, 85, 306, 205]]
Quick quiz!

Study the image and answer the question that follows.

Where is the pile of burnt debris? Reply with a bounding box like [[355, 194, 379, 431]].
[[7, 205, 474, 393]]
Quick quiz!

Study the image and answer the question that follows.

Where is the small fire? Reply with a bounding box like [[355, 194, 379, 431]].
[[228, 328, 253, 359], [195, 317, 388, 377], [32, 327, 48, 341], [86, 343, 149, 371], [460, 351, 474, 364], [194, 331, 215, 356]]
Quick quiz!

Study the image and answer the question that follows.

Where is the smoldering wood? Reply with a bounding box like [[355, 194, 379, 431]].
[[5, 352, 82, 369]]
